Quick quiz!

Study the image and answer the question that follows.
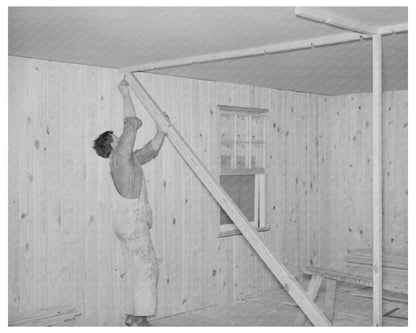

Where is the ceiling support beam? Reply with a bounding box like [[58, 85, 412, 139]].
[[120, 32, 364, 73], [377, 22, 408, 35], [295, 7, 378, 35], [372, 34, 383, 327], [125, 72, 331, 326], [119, 22, 406, 74]]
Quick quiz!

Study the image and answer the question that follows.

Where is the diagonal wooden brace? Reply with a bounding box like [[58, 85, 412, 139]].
[[125, 72, 331, 326], [294, 274, 324, 326]]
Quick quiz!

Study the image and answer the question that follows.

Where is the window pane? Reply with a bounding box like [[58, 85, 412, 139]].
[[220, 175, 255, 225], [251, 116, 264, 142], [220, 113, 234, 141], [251, 143, 263, 168], [236, 115, 247, 142], [221, 142, 233, 169], [236, 143, 247, 168]]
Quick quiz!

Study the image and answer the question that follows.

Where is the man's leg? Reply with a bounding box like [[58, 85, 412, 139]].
[[126, 221, 159, 325]]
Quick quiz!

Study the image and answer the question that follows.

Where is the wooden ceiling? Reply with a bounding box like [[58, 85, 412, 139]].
[[9, 7, 407, 95]]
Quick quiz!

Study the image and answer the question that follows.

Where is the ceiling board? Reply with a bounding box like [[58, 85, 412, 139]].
[[9, 7, 407, 95]]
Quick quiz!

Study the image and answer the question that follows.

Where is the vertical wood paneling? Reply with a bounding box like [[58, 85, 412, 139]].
[[216, 81, 228, 305], [287, 91, 296, 273], [84, 66, 99, 324], [97, 69, 113, 325], [299, 93, 307, 273], [200, 80, 211, 307], [191, 80, 203, 309], [45, 61, 61, 308], [321, 91, 408, 270], [181, 78, 193, 312], [9, 57, 24, 314], [240, 85, 253, 296], [60, 64, 75, 309], [295, 91, 302, 276], [152, 74, 166, 316], [208, 80, 219, 306], [224, 83, 235, 303], [109, 69, 125, 325], [261, 87, 274, 290], [311, 94, 320, 268], [19, 59, 35, 312], [72, 64, 87, 324], [163, 75, 175, 315], [171, 76, 183, 314], [282, 91, 290, 272], [230, 84, 242, 301], [275, 90, 285, 273], [9, 56, 407, 325], [269, 89, 281, 291], [32, 59, 48, 308], [317, 95, 328, 268]]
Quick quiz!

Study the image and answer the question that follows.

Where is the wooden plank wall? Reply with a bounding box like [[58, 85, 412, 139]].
[[8, 55, 407, 325], [320, 91, 408, 270]]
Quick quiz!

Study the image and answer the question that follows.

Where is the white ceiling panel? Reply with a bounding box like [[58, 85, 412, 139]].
[[9, 6, 407, 95]]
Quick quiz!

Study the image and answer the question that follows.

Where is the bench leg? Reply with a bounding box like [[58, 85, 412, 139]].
[[293, 274, 324, 326], [324, 279, 337, 323]]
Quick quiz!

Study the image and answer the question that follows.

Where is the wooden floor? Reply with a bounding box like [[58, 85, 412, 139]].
[[150, 281, 408, 326]]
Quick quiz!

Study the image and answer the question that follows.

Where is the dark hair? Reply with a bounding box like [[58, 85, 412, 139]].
[[93, 131, 114, 158]]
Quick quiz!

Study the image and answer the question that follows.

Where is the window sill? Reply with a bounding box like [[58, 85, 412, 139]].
[[218, 226, 271, 238]]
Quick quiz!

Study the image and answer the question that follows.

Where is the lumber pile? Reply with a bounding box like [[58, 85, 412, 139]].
[[348, 288, 408, 303], [344, 248, 407, 294], [9, 306, 81, 326]]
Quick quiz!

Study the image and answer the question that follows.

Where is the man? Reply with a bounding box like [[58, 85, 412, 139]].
[[93, 79, 165, 326]]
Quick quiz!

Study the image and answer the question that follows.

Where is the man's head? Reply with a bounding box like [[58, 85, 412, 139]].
[[93, 131, 119, 158]]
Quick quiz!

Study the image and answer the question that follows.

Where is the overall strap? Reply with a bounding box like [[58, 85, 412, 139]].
[[140, 174, 149, 205]]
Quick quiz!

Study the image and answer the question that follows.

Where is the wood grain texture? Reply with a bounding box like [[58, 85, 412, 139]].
[[319, 90, 407, 274], [125, 73, 330, 325], [372, 34, 383, 326], [9, 55, 407, 325]]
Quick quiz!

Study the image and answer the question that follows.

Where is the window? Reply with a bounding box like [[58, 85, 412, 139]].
[[218, 105, 267, 234]]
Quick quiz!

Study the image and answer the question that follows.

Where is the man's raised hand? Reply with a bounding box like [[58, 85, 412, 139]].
[[118, 79, 130, 96]]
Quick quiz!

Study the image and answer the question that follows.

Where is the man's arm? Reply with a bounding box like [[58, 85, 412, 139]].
[[114, 80, 141, 157], [119, 79, 137, 119], [151, 125, 165, 151], [134, 125, 166, 165]]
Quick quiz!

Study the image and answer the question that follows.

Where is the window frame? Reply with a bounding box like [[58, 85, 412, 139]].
[[217, 105, 268, 236]]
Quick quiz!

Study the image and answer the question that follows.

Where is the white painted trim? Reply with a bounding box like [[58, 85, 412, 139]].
[[218, 105, 269, 114], [248, 115, 252, 168], [220, 167, 265, 176], [254, 174, 259, 227], [120, 33, 363, 73], [233, 114, 237, 169], [259, 174, 266, 228], [377, 23, 408, 35], [295, 7, 377, 35], [372, 34, 383, 327]]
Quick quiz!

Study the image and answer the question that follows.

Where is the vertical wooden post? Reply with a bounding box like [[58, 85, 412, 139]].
[[372, 34, 383, 326]]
